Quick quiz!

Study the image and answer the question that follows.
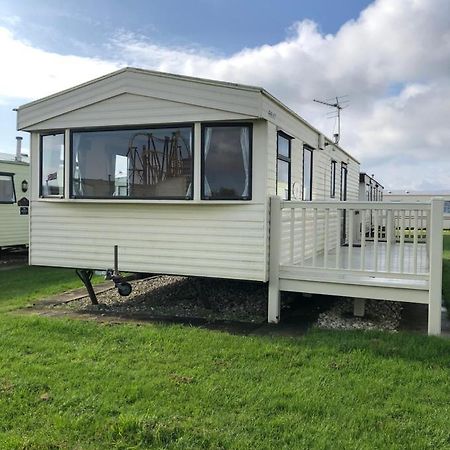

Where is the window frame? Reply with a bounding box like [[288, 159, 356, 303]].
[[69, 123, 195, 200], [330, 160, 337, 198], [0, 171, 16, 204], [276, 131, 292, 200], [39, 132, 65, 198], [302, 145, 314, 201], [200, 122, 253, 201]]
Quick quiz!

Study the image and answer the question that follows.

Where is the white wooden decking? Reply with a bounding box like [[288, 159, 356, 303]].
[[285, 241, 428, 281], [279, 242, 429, 305], [268, 197, 445, 335]]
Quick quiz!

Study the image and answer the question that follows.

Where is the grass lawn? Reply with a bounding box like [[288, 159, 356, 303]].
[[0, 267, 450, 449]]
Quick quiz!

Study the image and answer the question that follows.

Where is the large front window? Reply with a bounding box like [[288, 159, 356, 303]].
[[0, 173, 15, 203], [202, 124, 252, 200], [40, 133, 64, 197], [71, 126, 193, 199]]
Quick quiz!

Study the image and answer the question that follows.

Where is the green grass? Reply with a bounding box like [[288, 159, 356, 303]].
[[0, 266, 102, 313], [443, 231, 450, 314], [0, 267, 450, 449]]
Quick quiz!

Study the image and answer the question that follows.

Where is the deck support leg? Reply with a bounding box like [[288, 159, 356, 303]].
[[76, 269, 98, 305], [353, 298, 366, 317], [428, 296, 441, 336], [268, 284, 281, 323], [428, 198, 444, 336], [268, 196, 282, 324]]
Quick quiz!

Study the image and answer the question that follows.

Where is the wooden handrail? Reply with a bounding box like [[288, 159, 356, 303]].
[[280, 200, 431, 211]]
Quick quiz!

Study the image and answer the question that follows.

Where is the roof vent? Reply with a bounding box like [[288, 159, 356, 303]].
[[15, 136, 23, 162]]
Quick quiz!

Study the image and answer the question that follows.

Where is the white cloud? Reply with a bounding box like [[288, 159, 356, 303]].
[[0, 15, 21, 27], [0, 0, 449, 190], [0, 27, 121, 100]]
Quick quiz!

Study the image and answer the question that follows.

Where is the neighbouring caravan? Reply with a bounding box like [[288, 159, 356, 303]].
[[359, 172, 384, 202], [16, 68, 444, 334], [358, 172, 385, 240], [385, 191, 450, 229], [0, 141, 30, 250]]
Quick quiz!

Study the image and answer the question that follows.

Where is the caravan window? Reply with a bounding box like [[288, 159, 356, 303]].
[[40, 133, 65, 197], [302, 146, 313, 201], [276, 132, 291, 200], [330, 160, 336, 198], [0, 173, 15, 203], [340, 163, 348, 201], [71, 126, 193, 199], [202, 124, 252, 200], [444, 201, 450, 214]]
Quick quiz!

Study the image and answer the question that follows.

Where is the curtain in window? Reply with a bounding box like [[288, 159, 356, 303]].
[[240, 127, 250, 197], [204, 128, 212, 197]]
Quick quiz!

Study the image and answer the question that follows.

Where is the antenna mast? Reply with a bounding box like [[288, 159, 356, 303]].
[[313, 96, 348, 144]]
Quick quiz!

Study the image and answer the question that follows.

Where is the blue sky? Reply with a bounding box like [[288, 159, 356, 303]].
[[0, 0, 371, 155], [0, 0, 372, 56], [0, 0, 449, 190]]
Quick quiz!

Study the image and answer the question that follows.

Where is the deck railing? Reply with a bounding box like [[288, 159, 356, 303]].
[[268, 196, 444, 335], [270, 197, 444, 280]]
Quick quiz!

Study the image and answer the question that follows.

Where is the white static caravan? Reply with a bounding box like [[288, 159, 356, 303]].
[[385, 191, 450, 230], [0, 146, 30, 250], [359, 173, 384, 202], [16, 68, 444, 334]]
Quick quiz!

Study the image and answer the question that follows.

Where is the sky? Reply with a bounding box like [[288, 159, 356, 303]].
[[0, 0, 449, 191]]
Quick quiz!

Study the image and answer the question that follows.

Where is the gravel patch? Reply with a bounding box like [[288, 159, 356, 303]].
[[55, 275, 268, 323], [315, 298, 403, 332], [53, 275, 404, 332]]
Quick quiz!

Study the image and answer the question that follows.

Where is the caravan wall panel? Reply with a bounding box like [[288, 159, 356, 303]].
[[30, 202, 267, 281]]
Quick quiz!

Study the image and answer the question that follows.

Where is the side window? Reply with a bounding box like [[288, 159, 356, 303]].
[[340, 163, 348, 201], [302, 146, 313, 201], [202, 124, 251, 200], [40, 133, 65, 197], [444, 201, 450, 214], [276, 132, 291, 200], [0, 173, 15, 203], [330, 160, 336, 198]]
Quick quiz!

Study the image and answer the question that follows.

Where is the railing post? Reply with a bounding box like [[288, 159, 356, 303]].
[[428, 197, 444, 335], [268, 196, 282, 323]]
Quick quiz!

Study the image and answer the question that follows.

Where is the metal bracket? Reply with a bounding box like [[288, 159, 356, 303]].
[[76, 269, 98, 305]]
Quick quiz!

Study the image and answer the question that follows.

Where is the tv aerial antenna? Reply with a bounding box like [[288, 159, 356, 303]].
[[313, 96, 349, 144]]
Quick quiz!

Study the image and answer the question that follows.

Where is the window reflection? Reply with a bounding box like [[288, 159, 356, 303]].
[[71, 127, 193, 199], [277, 159, 290, 200], [41, 134, 64, 197]]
